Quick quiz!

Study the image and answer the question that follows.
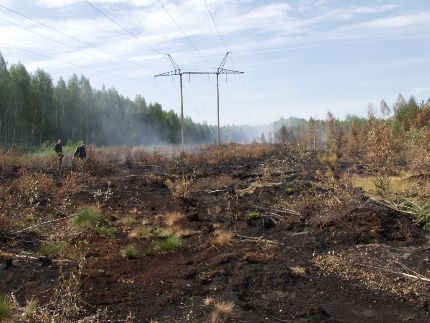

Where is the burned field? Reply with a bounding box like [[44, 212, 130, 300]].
[[1, 144, 429, 322]]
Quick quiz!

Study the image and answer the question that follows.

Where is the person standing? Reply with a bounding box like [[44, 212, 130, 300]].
[[73, 143, 86, 160], [54, 139, 64, 171]]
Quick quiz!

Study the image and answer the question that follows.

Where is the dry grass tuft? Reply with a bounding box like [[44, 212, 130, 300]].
[[290, 266, 307, 276], [210, 300, 235, 323], [128, 225, 152, 239], [164, 212, 184, 227], [121, 215, 137, 228], [173, 226, 195, 238], [203, 297, 214, 306], [164, 174, 195, 200], [243, 244, 277, 263], [212, 230, 234, 246]]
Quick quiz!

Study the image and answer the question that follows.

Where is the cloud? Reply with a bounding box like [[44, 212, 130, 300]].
[[36, 0, 127, 8], [357, 12, 430, 29], [413, 86, 430, 96]]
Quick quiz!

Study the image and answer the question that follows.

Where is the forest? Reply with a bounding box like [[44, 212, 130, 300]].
[[0, 51, 214, 147]]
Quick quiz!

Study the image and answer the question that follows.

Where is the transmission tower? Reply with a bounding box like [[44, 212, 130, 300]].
[[155, 54, 207, 145], [214, 52, 243, 145], [155, 52, 243, 146]]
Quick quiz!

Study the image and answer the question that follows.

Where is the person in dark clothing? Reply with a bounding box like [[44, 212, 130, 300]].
[[54, 139, 64, 171], [73, 144, 86, 160]]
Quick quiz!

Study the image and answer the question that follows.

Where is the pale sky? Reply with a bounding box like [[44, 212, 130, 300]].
[[0, 0, 429, 125]]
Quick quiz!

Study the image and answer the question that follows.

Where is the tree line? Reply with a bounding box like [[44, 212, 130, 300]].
[[0, 51, 215, 148], [2, 51, 429, 152]]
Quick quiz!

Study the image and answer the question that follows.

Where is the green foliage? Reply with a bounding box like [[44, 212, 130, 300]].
[[0, 296, 11, 319], [121, 245, 140, 258], [285, 187, 294, 195], [384, 197, 430, 229], [95, 226, 117, 238], [154, 235, 185, 252], [247, 210, 261, 220], [153, 227, 173, 239], [39, 241, 67, 257], [392, 95, 420, 137], [71, 206, 108, 230], [71, 206, 116, 237]]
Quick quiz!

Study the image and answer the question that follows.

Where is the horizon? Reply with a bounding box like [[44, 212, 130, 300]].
[[0, 0, 429, 126]]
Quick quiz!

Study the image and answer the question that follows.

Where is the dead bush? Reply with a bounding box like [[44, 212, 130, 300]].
[[0, 214, 12, 234], [319, 141, 341, 178], [164, 212, 184, 227], [373, 174, 391, 196], [212, 230, 234, 246], [15, 169, 55, 204], [210, 300, 235, 323], [59, 172, 82, 198], [165, 173, 195, 200], [243, 244, 277, 263]]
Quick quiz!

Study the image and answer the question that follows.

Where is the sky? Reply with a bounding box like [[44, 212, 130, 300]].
[[0, 0, 429, 126]]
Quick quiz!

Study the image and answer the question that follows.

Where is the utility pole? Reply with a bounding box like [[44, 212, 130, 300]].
[[155, 54, 184, 145], [155, 54, 208, 146], [155, 52, 243, 146], [214, 52, 243, 145]]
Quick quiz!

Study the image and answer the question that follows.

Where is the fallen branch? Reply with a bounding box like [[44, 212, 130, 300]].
[[360, 263, 430, 282], [0, 251, 73, 263], [235, 234, 278, 245], [206, 189, 228, 194], [12, 213, 74, 235]]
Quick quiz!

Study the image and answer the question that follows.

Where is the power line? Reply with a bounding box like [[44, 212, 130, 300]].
[[0, 42, 145, 83], [84, 0, 164, 58], [83, 1, 183, 112], [202, 0, 227, 52], [0, 16, 77, 53], [156, 0, 214, 69], [0, 4, 144, 70], [201, 0, 246, 124]]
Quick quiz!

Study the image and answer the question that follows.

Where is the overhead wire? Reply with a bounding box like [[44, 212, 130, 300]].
[[84, 0, 215, 122], [201, 0, 246, 128], [0, 42, 147, 83], [83, 0, 192, 118], [0, 4, 146, 70], [84, 0, 164, 58], [156, 0, 214, 69], [202, 0, 227, 52]]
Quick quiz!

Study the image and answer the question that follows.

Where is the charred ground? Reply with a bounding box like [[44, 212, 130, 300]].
[[0, 144, 429, 322]]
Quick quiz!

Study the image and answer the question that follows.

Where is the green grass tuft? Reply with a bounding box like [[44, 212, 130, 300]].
[[285, 187, 294, 195], [121, 245, 140, 258], [153, 227, 173, 239], [247, 210, 261, 220], [39, 241, 67, 257], [154, 235, 185, 252], [71, 206, 116, 238], [71, 206, 108, 229], [0, 296, 11, 319], [96, 226, 117, 238]]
